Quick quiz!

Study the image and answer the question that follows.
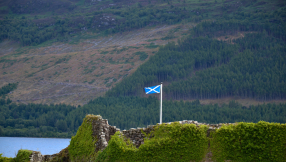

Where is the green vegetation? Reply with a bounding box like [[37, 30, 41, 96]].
[[106, 23, 286, 100], [0, 0, 285, 146], [100, 51, 109, 55], [134, 51, 148, 61], [0, 83, 17, 97], [1, 0, 285, 46], [211, 121, 286, 162], [94, 121, 286, 162], [0, 101, 77, 138], [96, 123, 208, 162], [13, 150, 32, 162], [144, 42, 159, 49], [0, 150, 32, 162], [1, 94, 286, 137], [0, 153, 13, 162], [69, 115, 98, 161]]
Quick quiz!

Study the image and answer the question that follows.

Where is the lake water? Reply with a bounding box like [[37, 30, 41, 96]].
[[0, 137, 70, 158]]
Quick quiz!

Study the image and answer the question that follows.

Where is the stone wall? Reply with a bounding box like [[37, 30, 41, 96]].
[[29, 115, 232, 161], [120, 120, 230, 148], [92, 117, 119, 152]]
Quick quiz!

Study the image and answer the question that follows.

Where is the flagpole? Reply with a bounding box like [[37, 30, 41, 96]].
[[160, 82, 163, 124]]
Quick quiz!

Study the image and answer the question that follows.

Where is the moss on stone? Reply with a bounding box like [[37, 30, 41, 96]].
[[68, 115, 101, 161], [13, 149, 33, 162], [96, 122, 209, 162]]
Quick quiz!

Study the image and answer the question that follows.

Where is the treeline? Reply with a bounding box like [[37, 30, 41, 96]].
[[1, 96, 286, 138], [103, 5, 195, 35], [1, 0, 285, 46], [0, 1, 196, 46], [0, 102, 77, 138], [106, 20, 286, 100], [192, 19, 286, 42], [0, 18, 74, 46]]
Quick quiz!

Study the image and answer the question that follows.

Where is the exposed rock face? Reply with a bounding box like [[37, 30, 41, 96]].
[[30, 151, 60, 162], [30, 151, 43, 162], [92, 117, 119, 152], [122, 127, 154, 147]]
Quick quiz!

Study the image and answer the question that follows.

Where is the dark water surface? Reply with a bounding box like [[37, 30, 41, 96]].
[[0, 137, 70, 158]]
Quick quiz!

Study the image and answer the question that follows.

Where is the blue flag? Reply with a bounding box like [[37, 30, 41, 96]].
[[144, 85, 161, 94]]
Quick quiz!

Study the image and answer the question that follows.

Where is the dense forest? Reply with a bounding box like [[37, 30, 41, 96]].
[[0, 0, 285, 46], [1, 91, 286, 138], [0, 0, 286, 138], [106, 21, 286, 100], [0, 0, 204, 46]]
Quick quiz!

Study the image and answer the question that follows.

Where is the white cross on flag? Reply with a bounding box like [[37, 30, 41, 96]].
[[144, 85, 161, 94]]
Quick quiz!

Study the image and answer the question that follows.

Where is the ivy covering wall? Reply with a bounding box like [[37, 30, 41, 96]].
[[68, 115, 98, 161], [96, 122, 209, 162], [211, 121, 286, 162], [93, 121, 286, 162]]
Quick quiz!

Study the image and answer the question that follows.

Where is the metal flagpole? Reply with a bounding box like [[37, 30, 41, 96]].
[[160, 82, 163, 124]]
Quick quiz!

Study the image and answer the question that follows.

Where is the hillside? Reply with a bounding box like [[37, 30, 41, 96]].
[[0, 23, 192, 105], [1, 0, 285, 106]]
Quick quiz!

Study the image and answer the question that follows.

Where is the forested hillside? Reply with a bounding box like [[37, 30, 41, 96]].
[[1, 0, 285, 46], [0, 0, 285, 105], [106, 17, 286, 100], [1, 95, 286, 138], [1, 0, 286, 139]]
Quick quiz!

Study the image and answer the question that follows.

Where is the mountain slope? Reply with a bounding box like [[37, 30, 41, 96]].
[[106, 6, 286, 101], [0, 0, 285, 105], [0, 23, 191, 105]]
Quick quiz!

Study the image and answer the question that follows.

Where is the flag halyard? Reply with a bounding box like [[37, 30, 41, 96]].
[[144, 85, 161, 94]]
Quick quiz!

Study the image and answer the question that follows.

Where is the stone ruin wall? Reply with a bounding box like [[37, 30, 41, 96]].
[[90, 116, 231, 149], [30, 116, 232, 162], [121, 120, 229, 148]]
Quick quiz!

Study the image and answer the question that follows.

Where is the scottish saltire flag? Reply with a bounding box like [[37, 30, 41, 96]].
[[144, 85, 161, 94]]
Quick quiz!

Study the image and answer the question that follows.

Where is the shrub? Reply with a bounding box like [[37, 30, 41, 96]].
[[96, 122, 209, 162], [0, 153, 13, 162], [211, 121, 286, 162], [12, 150, 32, 162]]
